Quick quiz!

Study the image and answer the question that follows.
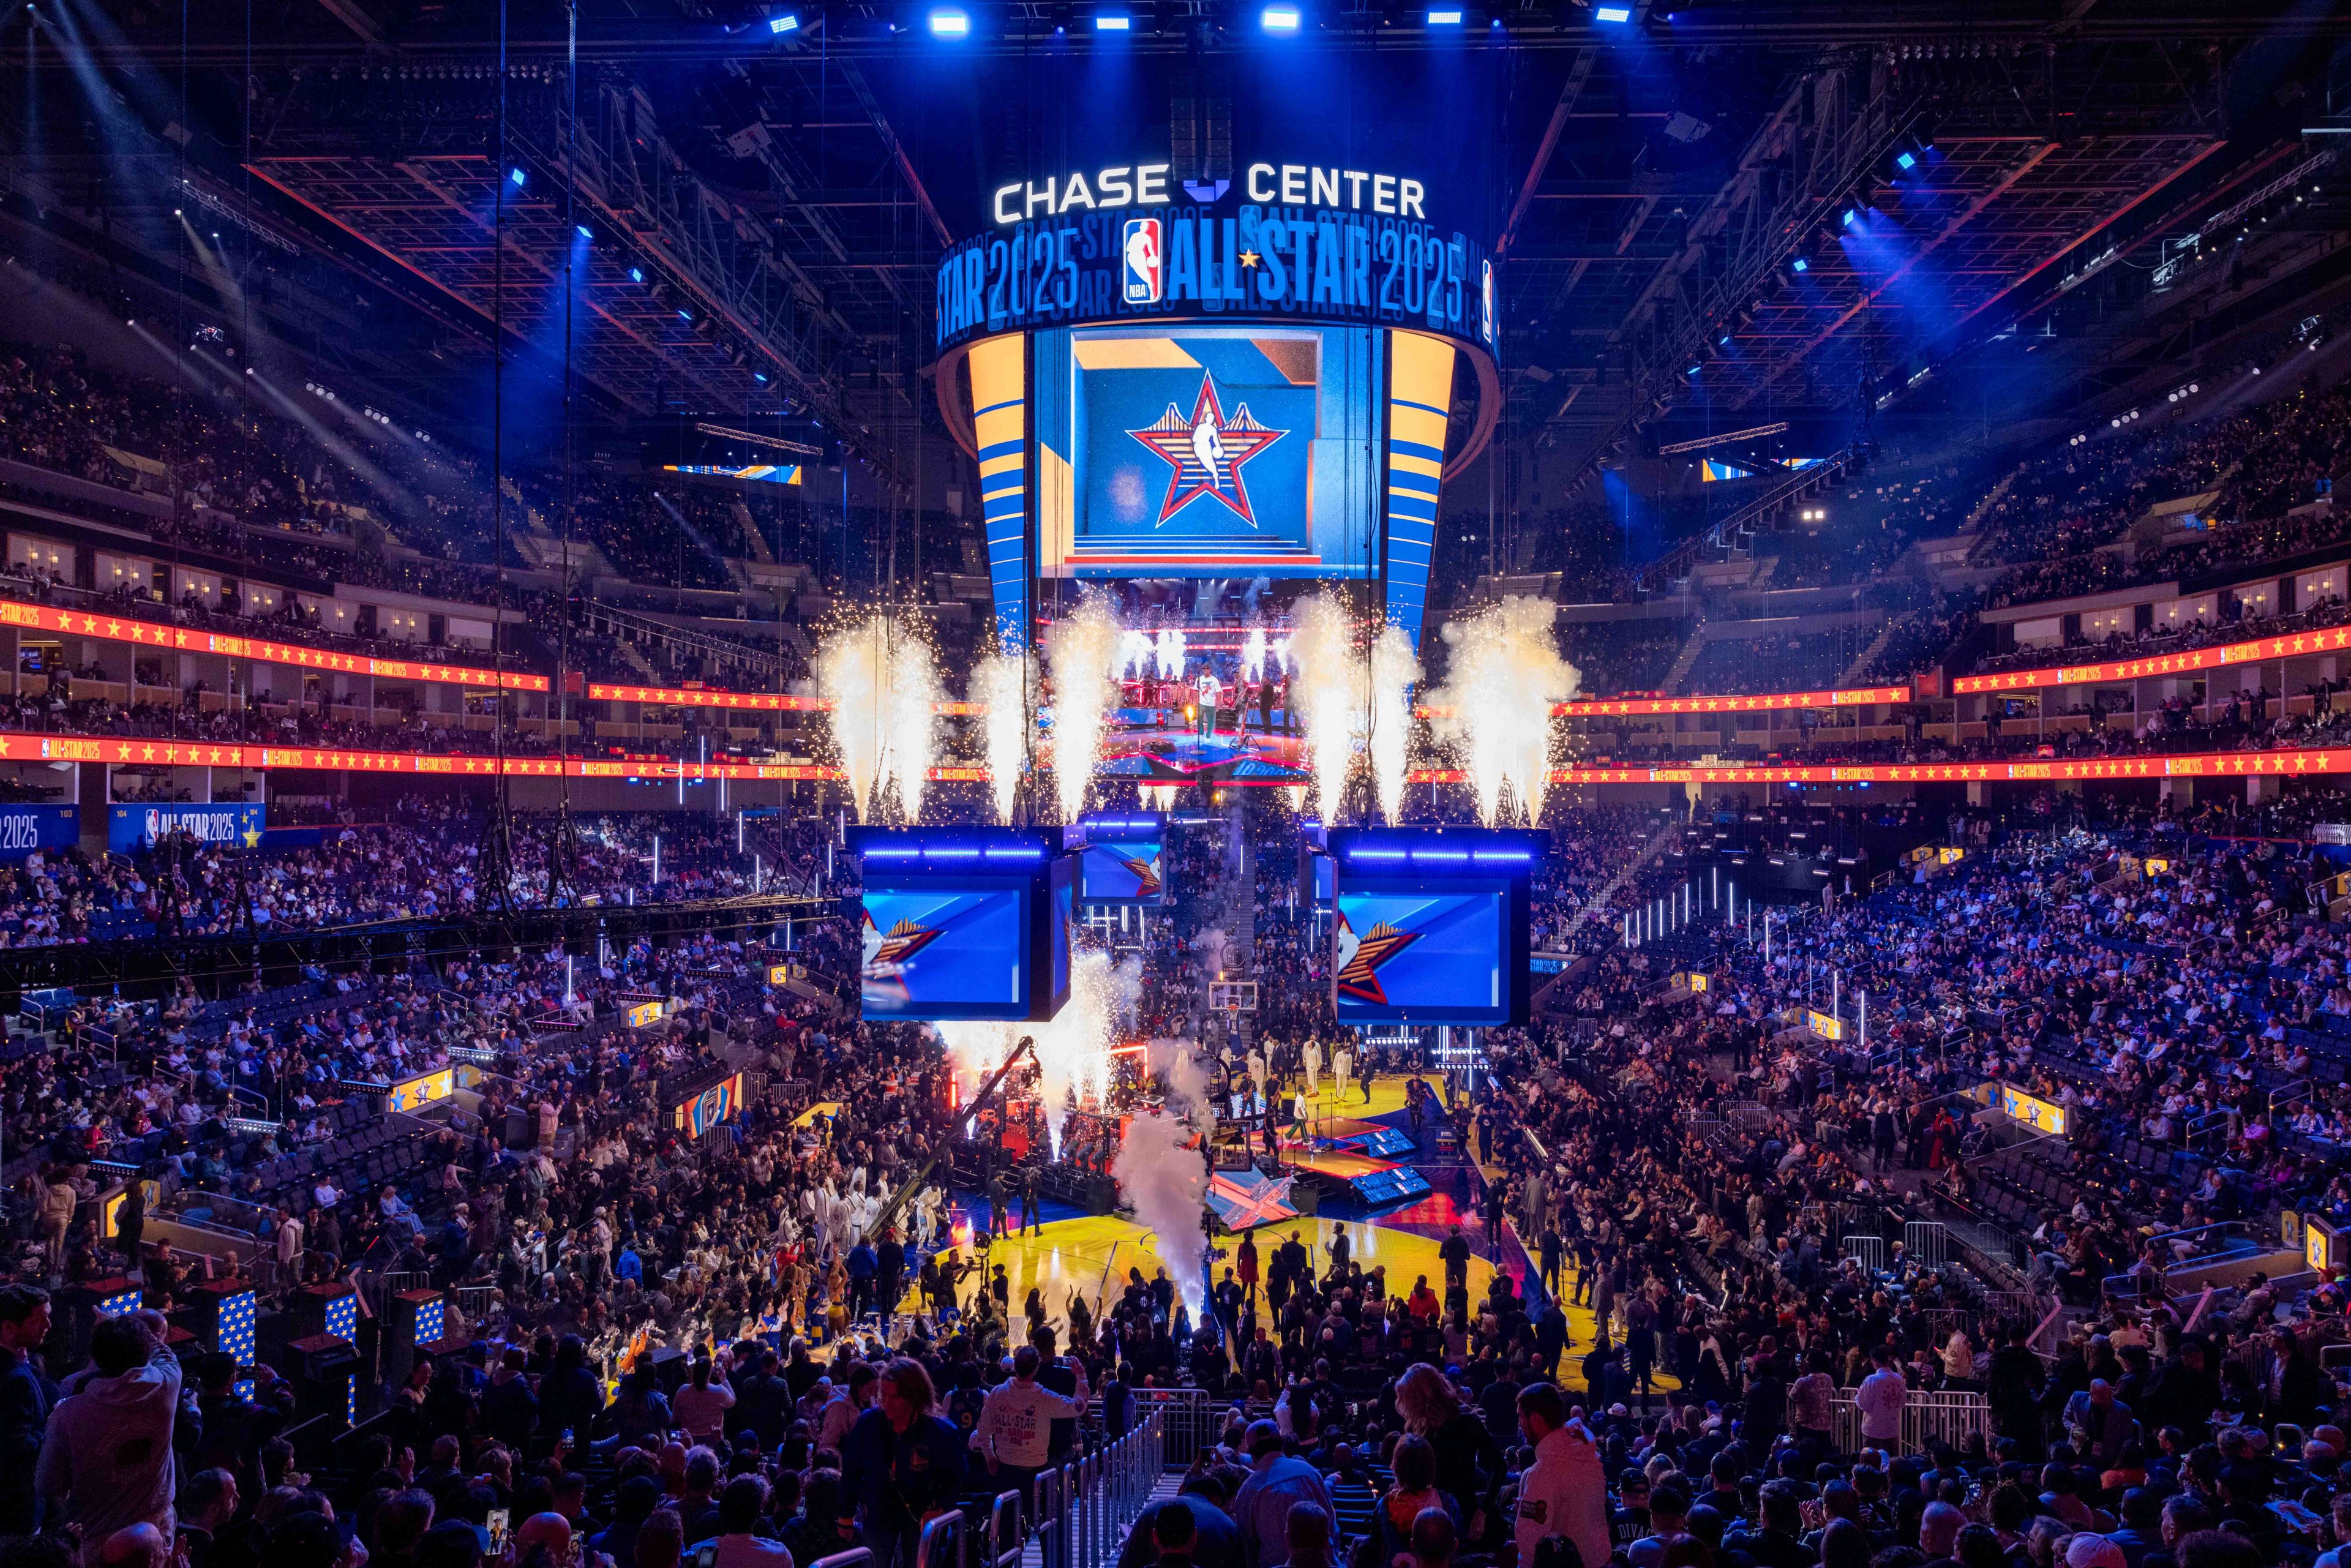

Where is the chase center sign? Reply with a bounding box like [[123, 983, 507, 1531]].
[[934, 158, 1498, 359]]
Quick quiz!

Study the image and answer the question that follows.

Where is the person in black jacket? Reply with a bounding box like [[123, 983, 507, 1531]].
[[0, 1283, 54, 1537]]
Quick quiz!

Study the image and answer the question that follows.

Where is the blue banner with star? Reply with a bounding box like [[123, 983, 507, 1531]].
[[108, 803, 267, 852], [1038, 323, 1380, 579]]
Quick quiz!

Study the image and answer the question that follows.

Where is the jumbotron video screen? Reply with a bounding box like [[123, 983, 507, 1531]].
[[1035, 323, 1383, 578]]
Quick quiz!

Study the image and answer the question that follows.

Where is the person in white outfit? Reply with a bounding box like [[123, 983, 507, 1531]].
[[1302, 1037, 1322, 1097], [1512, 1382, 1610, 1568], [1856, 1346, 1908, 1447], [1332, 1045, 1354, 1105]]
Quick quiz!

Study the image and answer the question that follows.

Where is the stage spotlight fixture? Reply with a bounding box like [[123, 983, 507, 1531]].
[[509, 167, 527, 187], [928, 7, 969, 34], [1262, 4, 1300, 30], [1791, 257, 1809, 273], [769, 10, 799, 30], [630, 268, 645, 284], [1841, 208, 1858, 227], [1894, 150, 1916, 171], [1594, 4, 1630, 20], [1427, 7, 1462, 21], [1095, 9, 1131, 24], [1684, 361, 1702, 378], [576, 225, 593, 241]]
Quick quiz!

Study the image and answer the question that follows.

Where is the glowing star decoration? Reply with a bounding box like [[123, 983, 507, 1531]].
[[1333, 915, 1421, 1006], [1127, 374, 1285, 528]]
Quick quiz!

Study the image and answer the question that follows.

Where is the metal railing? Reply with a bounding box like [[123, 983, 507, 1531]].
[[1087, 1387, 1218, 1469], [1828, 1388, 1993, 1455], [916, 1510, 965, 1568], [1035, 1409, 1165, 1568]]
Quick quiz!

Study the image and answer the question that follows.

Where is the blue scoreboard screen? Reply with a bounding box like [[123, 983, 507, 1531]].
[[1035, 323, 1382, 579], [860, 886, 1032, 1021], [1332, 885, 1508, 1024]]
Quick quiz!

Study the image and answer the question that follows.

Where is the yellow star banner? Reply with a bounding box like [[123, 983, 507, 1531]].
[[1952, 627, 2351, 695]]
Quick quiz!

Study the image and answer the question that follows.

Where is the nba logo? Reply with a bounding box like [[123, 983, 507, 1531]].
[[1123, 217, 1163, 304]]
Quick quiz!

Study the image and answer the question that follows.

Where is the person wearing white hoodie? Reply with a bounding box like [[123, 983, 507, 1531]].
[[1513, 1382, 1610, 1568], [36, 1308, 183, 1562]]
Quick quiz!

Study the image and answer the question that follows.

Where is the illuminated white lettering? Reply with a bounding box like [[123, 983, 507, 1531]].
[[1311, 167, 1339, 207], [993, 184, 1022, 225], [1280, 165, 1307, 203], [1246, 163, 1277, 202], [1136, 163, 1170, 203], [1024, 178, 1056, 220], [1098, 166, 1133, 206], [1060, 171, 1096, 211], [1372, 173, 1396, 214], [1400, 178, 1425, 219], [1344, 170, 1368, 208]]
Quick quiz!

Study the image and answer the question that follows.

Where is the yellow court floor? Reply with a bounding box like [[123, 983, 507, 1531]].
[[964, 1213, 1499, 1332]]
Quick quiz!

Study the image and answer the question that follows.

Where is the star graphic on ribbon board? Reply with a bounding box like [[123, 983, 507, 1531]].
[[1240, 249, 1261, 267], [1127, 373, 1286, 529]]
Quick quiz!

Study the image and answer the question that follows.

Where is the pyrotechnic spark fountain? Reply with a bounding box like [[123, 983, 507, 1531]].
[[1242, 628, 1267, 684], [1118, 629, 1155, 680], [1287, 591, 1364, 821], [1369, 621, 1421, 824], [817, 614, 943, 821], [884, 632, 945, 822], [938, 948, 1139, 1155], [1153, 628, 1188, 680], [1048, 592, 1122, 823], [972, 646, 1033, 823], [816, 618, 887, 817], [1428, 595, 1580, 824]]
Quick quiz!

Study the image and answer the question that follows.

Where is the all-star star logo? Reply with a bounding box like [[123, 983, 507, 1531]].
[[1334, 916, 1421, 1007], [864, 912, 943, 969], [1127, 373, 1286, 528]]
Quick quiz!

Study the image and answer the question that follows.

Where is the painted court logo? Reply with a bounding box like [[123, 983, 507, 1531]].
[[1122, 217, 1163, 304]]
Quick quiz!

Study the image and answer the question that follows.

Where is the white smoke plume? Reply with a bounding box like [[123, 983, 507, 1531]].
[[1427, 595, 1580, 824], [1369, 620, 1422, 825], [1118, 629, 1156, 680], [1048, 593, 1122, 823], [937, 948, 1139, 1155], [1114, 1039, 1215, 1318], [1287, 590, 1364, 822], [816, 618, 888, 818], [972, 647, 1034, 824], [884, 632, 945, 823]]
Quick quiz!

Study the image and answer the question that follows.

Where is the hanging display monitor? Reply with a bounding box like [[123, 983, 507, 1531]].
[[1073, 812, 1171, 906], [850, 829, 1072, 1022], [1327, 829, 1547, 1026]]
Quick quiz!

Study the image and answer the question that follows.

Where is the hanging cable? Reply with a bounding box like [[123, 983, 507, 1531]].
[[551, 0, 580, 906], [484, 0, 517, 915]]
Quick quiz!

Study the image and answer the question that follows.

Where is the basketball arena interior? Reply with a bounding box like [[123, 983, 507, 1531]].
[[0, 6, 2349, 1568]]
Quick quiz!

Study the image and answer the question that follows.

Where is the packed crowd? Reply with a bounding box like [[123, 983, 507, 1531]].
[[0, 803, 798, 948]]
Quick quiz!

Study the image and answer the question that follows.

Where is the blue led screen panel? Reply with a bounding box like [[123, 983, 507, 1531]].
[[1332, 882, 1509, 1024], [1035, 324, 1382, 578], [1048, 853, 1074, 1016], [861, 885, 1032, 1021], [1078, 838, 1169, 905]]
